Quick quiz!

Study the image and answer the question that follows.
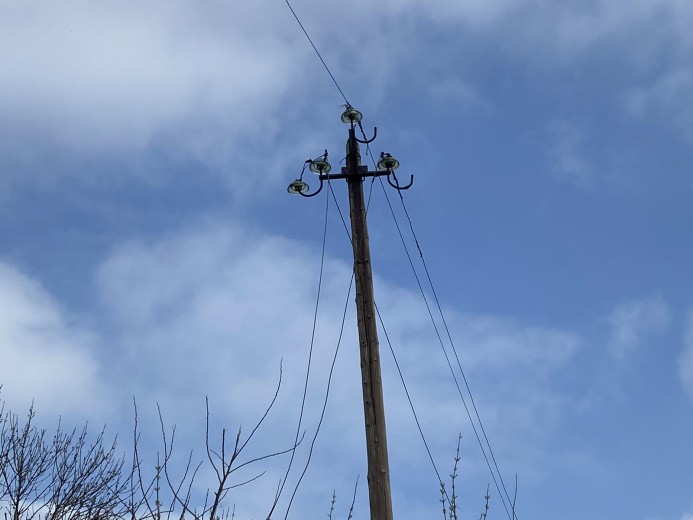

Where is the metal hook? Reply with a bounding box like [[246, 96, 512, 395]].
[[298, 177, 324, 197], [355, 122, 377, 144], [387, 171, 414, 190]]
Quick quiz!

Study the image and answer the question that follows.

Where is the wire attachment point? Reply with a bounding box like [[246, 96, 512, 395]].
[[387, 172, 414, 190]]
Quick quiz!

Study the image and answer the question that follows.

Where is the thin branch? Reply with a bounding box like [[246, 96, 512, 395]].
[[346, 476, 359, 520]]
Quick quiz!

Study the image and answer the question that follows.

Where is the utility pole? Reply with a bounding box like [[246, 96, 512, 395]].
[[288, 107, 413, 520]]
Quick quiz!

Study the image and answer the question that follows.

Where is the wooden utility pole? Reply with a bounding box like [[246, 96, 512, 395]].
[[346, 126, 394, 520], [287, 107, 413, 520]]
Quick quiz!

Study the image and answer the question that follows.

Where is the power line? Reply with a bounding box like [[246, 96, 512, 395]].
[[283, 0, 350, 105], [357, 131, 515, 520], [280, 176, 380, 518], [284, 272, 355, 519], [268, 183, 331, 519], [373, 301, 453, 509], [328, 174, 378, 244], [280, 4, 515, 506], [328, 165, 453, 510], [394, 185, 516, 516], [377, 174, 512, 520]]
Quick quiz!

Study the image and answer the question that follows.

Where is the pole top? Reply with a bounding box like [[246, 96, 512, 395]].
[[286, 109, 414, 197]]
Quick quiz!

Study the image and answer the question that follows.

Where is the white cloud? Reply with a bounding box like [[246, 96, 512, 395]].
[[425, 78, 481, 110], [0, 216, 587, 518], [90, 220, 581, 503], [608, 296, 671, 359], [626, 68, 693, 142], [0, 0, 310, 192], [545, 119, 592, 187], [679, 310, 693, 402], [0, 0, 691, 199], [392, 0, 693, 62], [2, 0, 691, 161], [0, 262, 107, 419]]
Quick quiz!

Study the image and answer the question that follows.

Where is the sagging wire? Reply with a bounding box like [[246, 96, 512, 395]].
[[281, 0, 515, 512], [327, 139, 453, 512], [284, 169, 382, 518], [373, 300, 453, 510], [394, 180, 517, 517], [284, 245, 356, 519], [268, 179, 331, 520], [280, 176, 373, 519], [357, 125, 515, 520]]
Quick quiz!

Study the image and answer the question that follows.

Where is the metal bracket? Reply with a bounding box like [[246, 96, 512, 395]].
[[355, 126, 377, 144], [297, 177, 324, 197], [387, 172, 414, 190]]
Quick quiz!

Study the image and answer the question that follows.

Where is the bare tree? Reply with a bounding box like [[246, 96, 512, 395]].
[[1, 365, 294, 520], [0, 403, 127, 520], [122, 364, 297, 520], [440, 435, 492, 520]]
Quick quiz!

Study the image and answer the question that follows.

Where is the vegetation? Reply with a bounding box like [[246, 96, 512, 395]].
[[2, 390, 490, 520], [0, 375, 289, 520], [440, 435, 491, 520]]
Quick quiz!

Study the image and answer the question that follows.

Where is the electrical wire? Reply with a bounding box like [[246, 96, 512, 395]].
[[268, 183, 331, 520], [358, 131, 515, 520], [284, 174, 380, 517], [327, 162, 453, 510], [283, 0, 350, 105], [394, 186, 516, 516], [373, 301, 452, 508], [279, 0, 515, 504], [281, 176, 375, 518], [377, 174, 511, 519], [328, 168, 378, 242], [284, 271, 355, 520], [328, 181, 351, 242]]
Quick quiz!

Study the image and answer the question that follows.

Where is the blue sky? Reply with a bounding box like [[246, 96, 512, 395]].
[[1, 0, 692, 519]]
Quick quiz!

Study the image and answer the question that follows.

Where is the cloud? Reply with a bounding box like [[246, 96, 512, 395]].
[[1, 0, 691, 203], [679, 310, 693, 402], [394, 0, 692, 62], [0, 215, 586, 517], [94, 221, 341, 403], [607, 296, 671, 359], [626, 68, 693, 142], [90, 219, 581, 504], [545, 119, 593, 187], [424, 78, 481, 111], [0, 0, 312, 193], [2, 0, 691, 162], [0, 0, 299, 148], [0, 262, 107, 419]]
